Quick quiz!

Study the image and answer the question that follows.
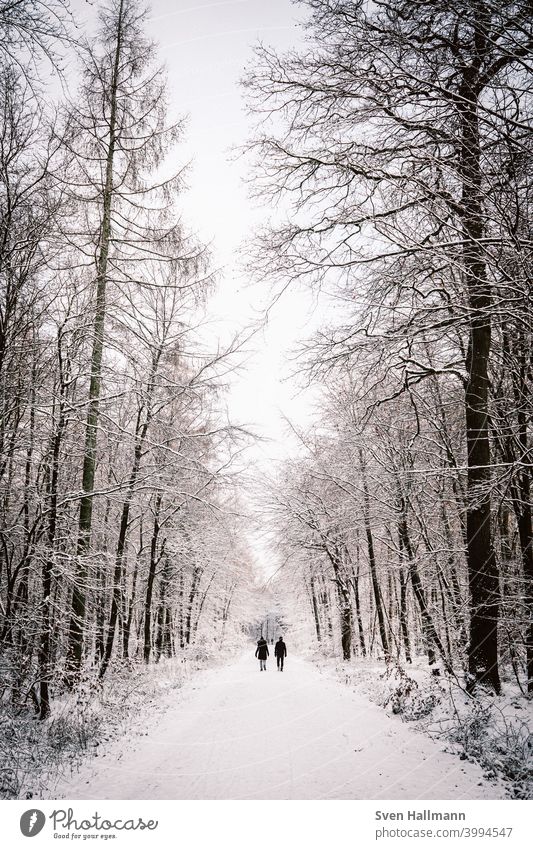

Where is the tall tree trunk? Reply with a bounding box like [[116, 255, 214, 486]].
[[100, 348, 161, 677], [510, 333, 533, 693], [440, 500, 467, 642], [334, 578, 352, 661], [154, 559, 171, 662], [68, 0, 126, 682], [360, 450, 390, 661], [324, 543, 352, 661], [351, 567, 366, 657], [39, 343, 68, 719], [319, 576, 334, 644], [185, 565, 202, 645], [123, 554, 139, 660], [144, 495, 162, 663], [460, 57, 500, 691], [193, 570, 217, 640], [397, 511, 449, 673], [398, 568, 411, 664], [178, 569, 184, 649], [517, 508, 533, 693], [349, 533, 366, 656], [99, 432, 142, 677], [220, 582, 235, 645], [94, 563, 106, 663], [309, 575, 322, 643], [163, 607, 173, 658]]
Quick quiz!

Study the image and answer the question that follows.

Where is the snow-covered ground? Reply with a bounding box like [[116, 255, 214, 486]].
[[49, 651, 502, 800], [312, 654, 532, 798]]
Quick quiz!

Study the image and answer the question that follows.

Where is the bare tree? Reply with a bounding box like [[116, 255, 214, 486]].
[[245, 0, 533, 693], [60, 0, 192, 679], [0, 0, 73, 81]]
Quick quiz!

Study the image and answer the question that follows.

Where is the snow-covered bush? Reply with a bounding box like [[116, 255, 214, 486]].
[[445, 697, 533, 798], [383, 666, 441, 720], [0, 698, 103, 800], [317, 654, 532, 797], [0, 649, 218, 799]]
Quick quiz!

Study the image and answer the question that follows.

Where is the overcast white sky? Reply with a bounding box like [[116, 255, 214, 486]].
[[70, 0, 323, 464], [66, 0, 328, 577], [144, 0, 323, 462]]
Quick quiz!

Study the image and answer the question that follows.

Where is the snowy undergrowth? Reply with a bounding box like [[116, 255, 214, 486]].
[[0, 636, 235, 800], [311, 653, 533, 799]]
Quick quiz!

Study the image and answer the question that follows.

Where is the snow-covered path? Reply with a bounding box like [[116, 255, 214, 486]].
[[53, 652, 500, 800]]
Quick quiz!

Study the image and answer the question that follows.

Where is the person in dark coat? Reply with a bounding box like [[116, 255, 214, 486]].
[[255, 637, 269, 671], [274, 636, 287, 671]]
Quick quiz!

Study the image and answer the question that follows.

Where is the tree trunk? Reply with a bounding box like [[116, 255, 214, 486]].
[[143, 495, 162, 663], [185, 566, 202, 645], [39, 347, 68, 719], [310, 575, 322, 643], [517, 507, 533, 693], [459, 56, 500, 693], [192, 570, 217, 640], [334, 578, 352, 661], [398, 514, 449, 673], [360, 450, 390, 661], [178, 569, 184, 649], [351, 569, 366, 657], [100, 348, 162, 677], [123, 554, 139, 660], [398, 568, 411, 664], [67, 0, 126, 682], [154, 561, 171, 662], [511, 333, 533, 693]]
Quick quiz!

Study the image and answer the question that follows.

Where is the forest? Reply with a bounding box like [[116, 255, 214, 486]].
[[253, 0, 533, 696], [0, 0, 255, 730], [0, 0, 531, 801]]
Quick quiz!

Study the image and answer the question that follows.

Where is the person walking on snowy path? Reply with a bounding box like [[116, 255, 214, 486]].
[[274, 636, 287, 671], [255, 638, 269, 671]]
